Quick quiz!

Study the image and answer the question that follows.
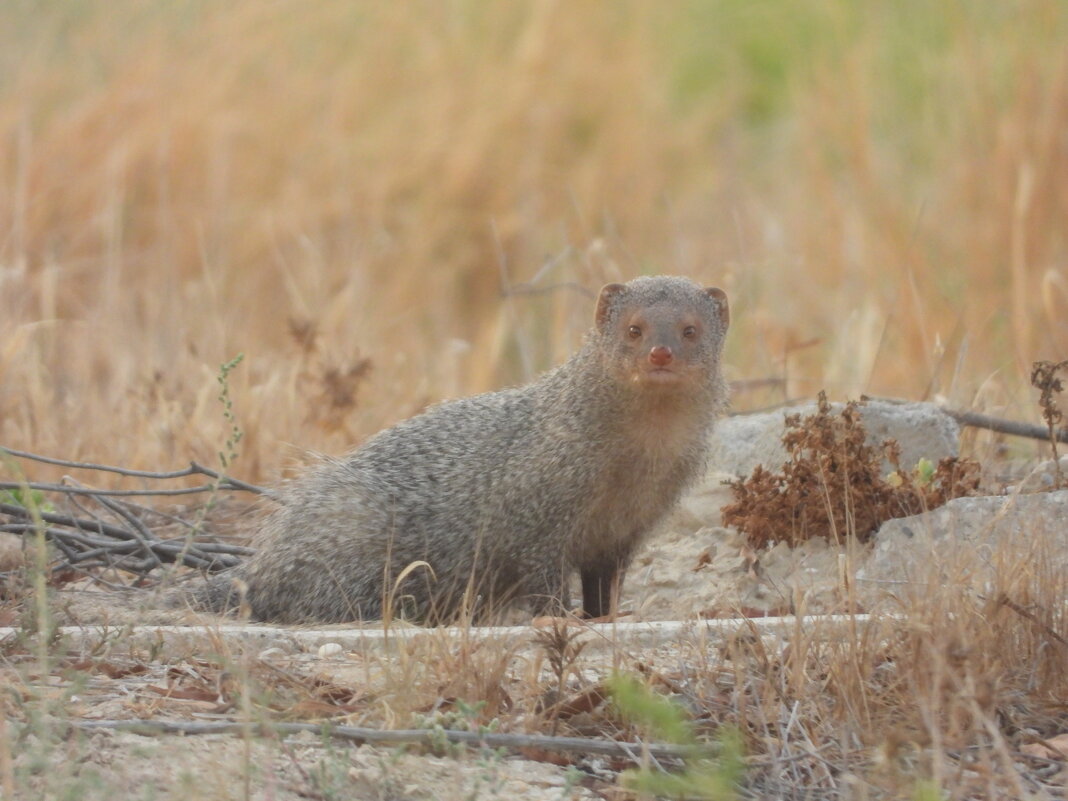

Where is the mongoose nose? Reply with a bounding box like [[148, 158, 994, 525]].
[[649, 346, 674, 367]]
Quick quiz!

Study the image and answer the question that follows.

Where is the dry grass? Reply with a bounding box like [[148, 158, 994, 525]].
[[3, 4, 1068, 798], [2, 1, 1067, 483]]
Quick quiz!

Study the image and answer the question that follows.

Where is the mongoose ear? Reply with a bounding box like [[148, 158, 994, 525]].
[[704, 287, 729, 328], [595, 283, 627, 330]]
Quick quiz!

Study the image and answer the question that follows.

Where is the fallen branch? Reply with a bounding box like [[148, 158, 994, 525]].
[[1, 503, 146, 542], [944, 407, 1068, 444], [863, 398, 1068, 444], [0, 447, 269, 495], [92, 489, 163, 569], [0, 447, 268, 578], [0, 503, 251, 572], [0, 481, 258, 498], [71, 718, 702, 762]]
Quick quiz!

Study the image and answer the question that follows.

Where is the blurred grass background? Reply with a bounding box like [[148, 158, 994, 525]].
[[1, 0, 1066, 481]]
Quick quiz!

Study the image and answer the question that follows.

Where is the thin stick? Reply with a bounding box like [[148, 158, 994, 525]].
[[1, 503, 143, 541], [89, 488, 163, 568], [0, 447, 259, 573], [0, 506, 242, 570], [0, 481, 253, 498], [2, 521, 209, 556], [170, 541, 252, 556], [995, 594, 1068, 649], [2, 523, 236, 570], [862, 398, 1068, 444], [0, 448, 268, 495], [70, 719, 702, 762], [945, 408, 1068, 444]]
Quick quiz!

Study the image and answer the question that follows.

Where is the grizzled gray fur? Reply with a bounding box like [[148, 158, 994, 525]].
[[187, 275, 730, 624]]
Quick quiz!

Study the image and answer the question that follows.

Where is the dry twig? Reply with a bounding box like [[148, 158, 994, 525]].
[[0, 447, 267, 497], [71, 718, 702, 762], [0, 503, 251, 573], [0, 447, 265, 578], [1030, 360, 1068, 486], [867, 396, 1068, 444]]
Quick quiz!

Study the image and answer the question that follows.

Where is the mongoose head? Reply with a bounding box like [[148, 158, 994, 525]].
[[594, 276, 729, 392]]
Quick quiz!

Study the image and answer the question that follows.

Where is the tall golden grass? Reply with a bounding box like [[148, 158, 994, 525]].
[[2, 1, 1066, 481]]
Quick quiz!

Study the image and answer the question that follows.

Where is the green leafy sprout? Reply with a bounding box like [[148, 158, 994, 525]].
[[607, 672, 744, 800]]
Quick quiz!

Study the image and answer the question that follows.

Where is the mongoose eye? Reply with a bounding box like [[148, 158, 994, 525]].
[[682, 325, 697, 339], [627, 325, 642, 339]]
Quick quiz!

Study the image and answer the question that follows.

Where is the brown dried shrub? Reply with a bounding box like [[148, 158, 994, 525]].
[[721, 393, 981, 548], [1031, 358, 1068, 487]]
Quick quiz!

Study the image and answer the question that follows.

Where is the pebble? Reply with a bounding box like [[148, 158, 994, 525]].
[[316, 642, 344, 658]]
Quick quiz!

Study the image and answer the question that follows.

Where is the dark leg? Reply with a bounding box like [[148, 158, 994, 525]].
[[580, 562, 623, 619]]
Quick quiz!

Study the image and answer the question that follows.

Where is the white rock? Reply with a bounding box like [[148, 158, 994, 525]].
[[1014, 455, 1068, 493], [858, 489, 1068, 592], [707, 400, 960, 479], [316, 642, 344, 658]]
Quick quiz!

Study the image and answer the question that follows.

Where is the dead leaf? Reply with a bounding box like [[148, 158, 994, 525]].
[[1022, 733, 1068, 760], [517, 747, 574, 767], [309, 677, 364, 705], [146, 684, 220, 703], [543, 685, 607, 719], [68, 659, 149, 680], [284, 699, 359, 718]]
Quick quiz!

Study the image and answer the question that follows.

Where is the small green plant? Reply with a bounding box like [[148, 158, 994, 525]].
[[0, 485, 51, 513], [416, 698, 492, 734], [556, 766, 584, 799], [885, 456, 936, 489], [912, 778, 943, 801], [914, 456, 936, 486], [416, 698, 502, 761], [0, 460, 107, 800], [0, 454, 54, 653], [607, 673, 744, 800], [466, 742, 506, 801], [166, 353, 246, 575], [360, 748, 411, 801], [216, 353, 246, 470], [412, 698, 507, 797], [305, 733, 353, 801]]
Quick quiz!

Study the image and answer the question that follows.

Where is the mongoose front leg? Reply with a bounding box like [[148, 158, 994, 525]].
[[580, 563, 623, 619]]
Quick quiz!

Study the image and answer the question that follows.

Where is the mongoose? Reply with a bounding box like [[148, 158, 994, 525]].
[[189, 275, 730, 623]]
